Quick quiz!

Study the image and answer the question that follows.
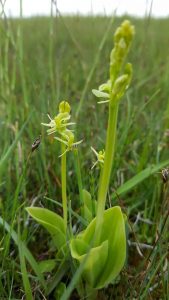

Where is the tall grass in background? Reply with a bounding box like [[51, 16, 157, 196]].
[[0, 1, 169, 298]]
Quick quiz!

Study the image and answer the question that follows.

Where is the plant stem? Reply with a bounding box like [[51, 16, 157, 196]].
[[61, 144, 67, 231], [95, 103, 119, 245], [73, 149, 84, 210]]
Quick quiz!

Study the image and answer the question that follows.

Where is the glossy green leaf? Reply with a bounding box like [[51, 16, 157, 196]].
[[70, 206, 126, 289], [70, 239, 88, 258], [97, 206, 126, 288], [26, 207, 66, 249], [71, 238, 108, 287]]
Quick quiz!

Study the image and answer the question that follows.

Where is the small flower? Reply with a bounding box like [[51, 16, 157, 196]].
[[41, 101, 75, 135], [41, 113, 56, 134], [42, 101, 82, 156], [91, 146, 105, 169], [55, 129, 83, 156], [54, 112, 75, 133], [41, 113, 74, 135], [92, 80, 111, 104]]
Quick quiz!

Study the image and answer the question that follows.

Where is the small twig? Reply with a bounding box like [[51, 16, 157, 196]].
[[134, 212, 154, 226], [128, 241, 154, 250]]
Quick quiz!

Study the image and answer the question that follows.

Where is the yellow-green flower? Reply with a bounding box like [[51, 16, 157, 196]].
[[91, 147, 105, 169], [55, 129, 83, 156], [42, 101, 82, 156], [41, 101, 75, 135]]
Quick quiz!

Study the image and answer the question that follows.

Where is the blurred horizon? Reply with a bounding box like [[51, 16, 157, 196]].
[[1, 0, 169, 18]]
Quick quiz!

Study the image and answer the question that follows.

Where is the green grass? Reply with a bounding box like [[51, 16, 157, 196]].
[[0, 12, 169, 299]]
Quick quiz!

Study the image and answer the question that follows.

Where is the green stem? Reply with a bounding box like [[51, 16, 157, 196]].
[[73, 149, 84, 210], [61, 144, 67, 231], [95, 103, 119, 245]]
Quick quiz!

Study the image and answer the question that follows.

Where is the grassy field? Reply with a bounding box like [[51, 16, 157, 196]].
[[0, 12, 169, 299]]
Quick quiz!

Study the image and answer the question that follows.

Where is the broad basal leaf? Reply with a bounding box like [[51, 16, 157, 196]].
[[70, 238, 108, 287], [26, 207, 66, 249], [70, 206, 126, 289], [97, 206, 126, 288]]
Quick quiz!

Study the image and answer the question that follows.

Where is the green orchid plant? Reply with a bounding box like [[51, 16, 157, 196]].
[[26, 20, 135, 298]]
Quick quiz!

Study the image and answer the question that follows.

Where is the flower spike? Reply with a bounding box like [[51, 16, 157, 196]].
[[42, 100, 82, 156]]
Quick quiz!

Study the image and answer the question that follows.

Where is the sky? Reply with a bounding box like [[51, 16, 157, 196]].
[[2, 0, 169, 18]]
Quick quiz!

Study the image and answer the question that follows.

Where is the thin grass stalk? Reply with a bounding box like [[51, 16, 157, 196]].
[[73, 149, 84, 210], [4, 31, 9, 95], [2, 153, 31, 261], [18, 219, 33, 300], [61, 144, 67, 230]]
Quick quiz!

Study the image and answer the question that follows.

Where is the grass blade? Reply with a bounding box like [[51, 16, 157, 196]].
[[0, 112, 32, 170], [18, 228, 33, 300], [112, 159, 169, 199], [0, 216, 47, 291], [75, 15, 115, 119], [46, 259, 68, 295]]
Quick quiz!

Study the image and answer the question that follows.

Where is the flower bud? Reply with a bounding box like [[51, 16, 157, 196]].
[[110, 20, 135, 83], [111, 63, 133, 105], [114, 20, 135, 48], [59, 101, 71, 114]]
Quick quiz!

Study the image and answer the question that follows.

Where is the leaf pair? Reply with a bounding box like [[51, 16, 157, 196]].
[[70, 206, 126, 289]]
